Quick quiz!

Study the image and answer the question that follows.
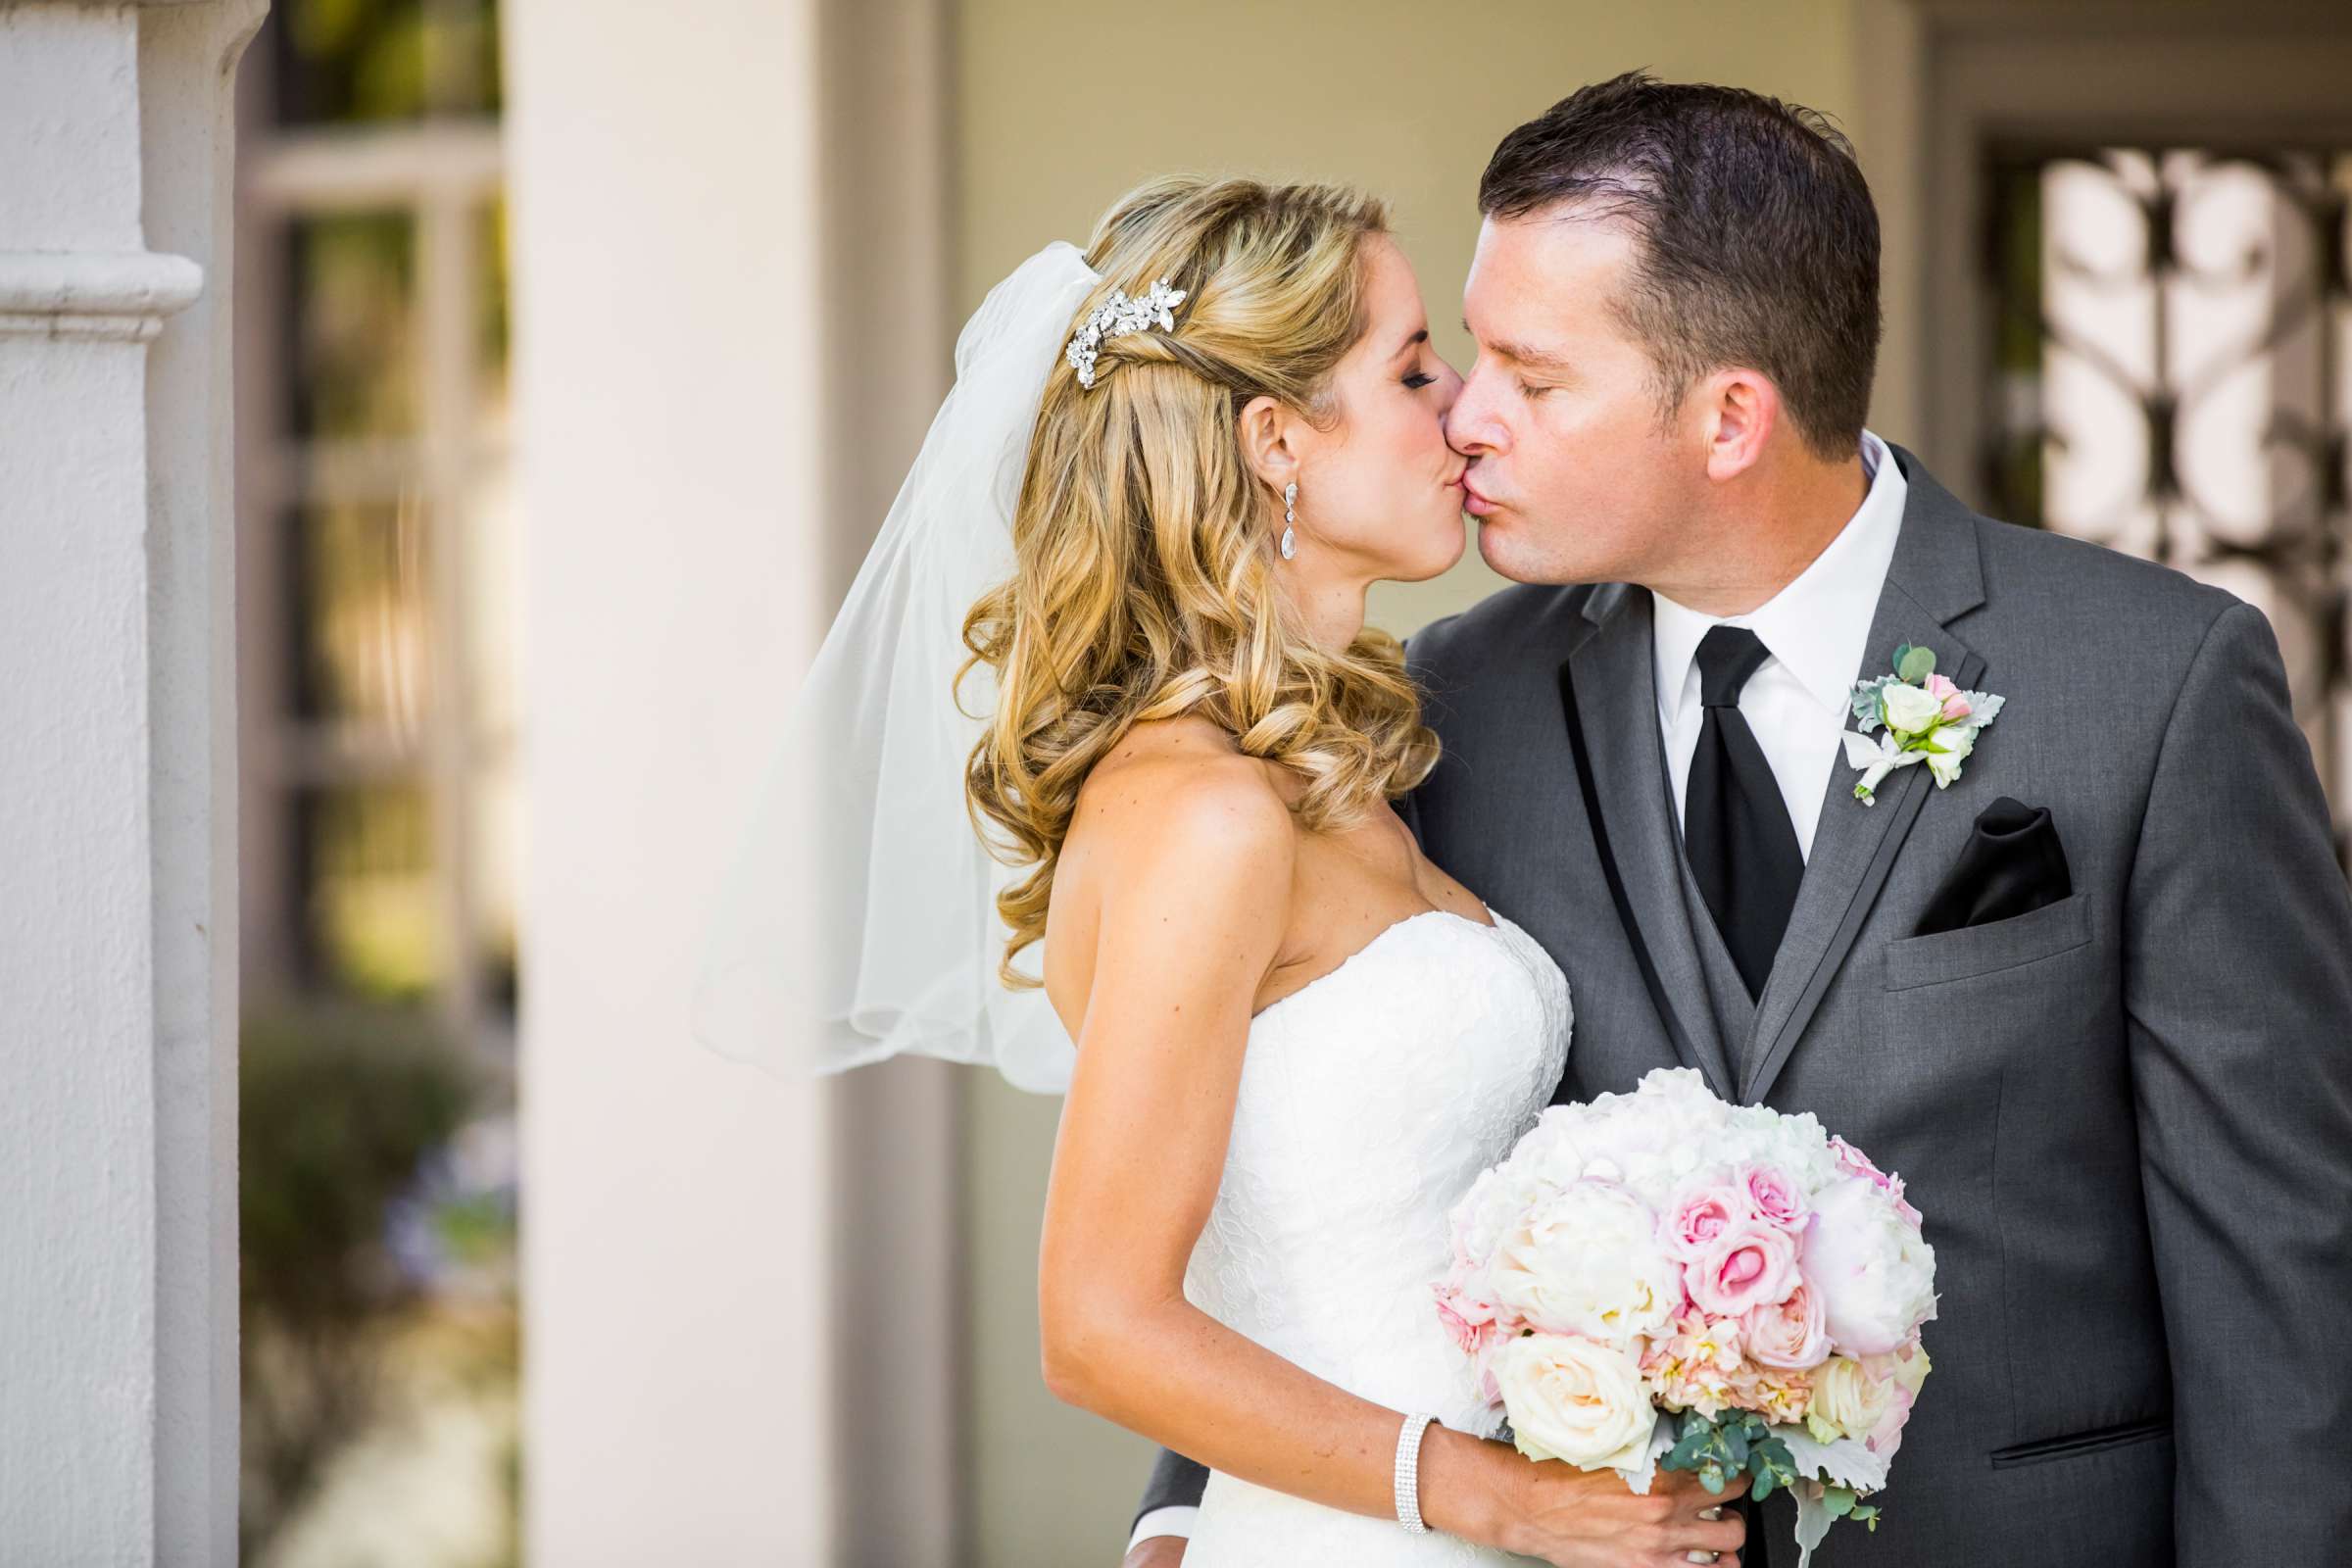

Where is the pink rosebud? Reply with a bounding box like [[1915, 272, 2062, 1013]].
[[1923, 673, 1958, 700], [1740, 1164, 1809, 1230], [1686, 1219, 1803, 1318]]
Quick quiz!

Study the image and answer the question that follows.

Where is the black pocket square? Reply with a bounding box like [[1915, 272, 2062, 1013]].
[[1913, 796, 2073, 937]]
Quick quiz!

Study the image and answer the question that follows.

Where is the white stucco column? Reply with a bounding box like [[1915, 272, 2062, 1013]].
[[0, 1, 265, 1562], [503, 2, 838, 1561]]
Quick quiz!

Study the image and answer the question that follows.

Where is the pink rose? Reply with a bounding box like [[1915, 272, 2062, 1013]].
[[1740, 1281, 1830, 1370], [1740, 1163, 1809, 1230], [1433, 1261, 1505, 1356], [1470, 1329, 1515, 1406], [1663, 1175, 1745, 1259], [1923, 671, 1971, 721], [1686, 1219, 1802, 1318], [1868, 1379, 1919, 1456], [1860, 1340, 1933, 1457], [1436, 1293, 1485, 1355], [1828, 1135, 1922, 1227]]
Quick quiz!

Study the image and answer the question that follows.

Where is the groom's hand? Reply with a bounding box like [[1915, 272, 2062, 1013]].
[[1491, 1456, 1747, 1567], [1121, 1536, 1185, 1568]]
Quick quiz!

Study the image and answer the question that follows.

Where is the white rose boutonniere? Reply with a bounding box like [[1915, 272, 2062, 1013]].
[[1841, 643, 2004, 806]]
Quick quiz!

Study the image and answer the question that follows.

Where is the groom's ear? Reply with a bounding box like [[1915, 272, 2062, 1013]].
[[1236, 393, 1301, 490], [1698, 368, 1777, 484]]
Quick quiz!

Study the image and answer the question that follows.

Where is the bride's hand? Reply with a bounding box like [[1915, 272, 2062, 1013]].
[[1514, 1460, 1745, 1568], [1426, 1429, 1746, 1568]]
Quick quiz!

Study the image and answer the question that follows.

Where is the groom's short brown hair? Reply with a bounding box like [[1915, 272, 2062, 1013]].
[[1479, 71, 1881, 463]]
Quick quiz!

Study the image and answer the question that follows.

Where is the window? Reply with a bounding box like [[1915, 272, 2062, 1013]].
[[233, 5, 519, 1556], [239, 0, 517, 1042], [1984, 146, 2352, 867]]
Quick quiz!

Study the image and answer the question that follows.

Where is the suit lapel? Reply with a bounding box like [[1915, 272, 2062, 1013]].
[[1741, 446, 1990, 1104], [1559, 583, 1740, 1101]]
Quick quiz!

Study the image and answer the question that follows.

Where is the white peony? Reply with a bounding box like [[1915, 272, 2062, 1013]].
[[1544, 1070, 1734, 1207], [1801, 1177, 1938, 1356], [1493, 1334, 1656, 1470], [1491, 1179, 1681, 1348], [1450, 1161, 1549, 1269], [1518, 1113, 1600, 1191]]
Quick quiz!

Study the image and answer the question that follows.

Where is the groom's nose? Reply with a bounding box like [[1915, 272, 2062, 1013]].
[[1445, 362, 1506, 457]]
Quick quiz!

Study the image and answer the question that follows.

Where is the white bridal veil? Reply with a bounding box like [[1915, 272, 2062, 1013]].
[[690, 242, 1103, 1095]]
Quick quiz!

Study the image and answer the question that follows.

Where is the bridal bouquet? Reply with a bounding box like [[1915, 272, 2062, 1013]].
[[1434, 1068, 1936, 1565]]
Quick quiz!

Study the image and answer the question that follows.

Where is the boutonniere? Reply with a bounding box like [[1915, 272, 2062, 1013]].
[[1841, 643, 2004, 806]]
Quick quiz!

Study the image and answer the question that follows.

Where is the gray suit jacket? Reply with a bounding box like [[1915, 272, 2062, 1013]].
[[1133, 444, 2352, 1564]]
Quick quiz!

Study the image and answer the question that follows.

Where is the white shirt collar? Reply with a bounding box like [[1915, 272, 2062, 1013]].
[[1651, 428, 1908, 728]]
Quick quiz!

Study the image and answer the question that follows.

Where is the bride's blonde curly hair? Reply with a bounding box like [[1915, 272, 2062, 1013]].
[[960, 174, 1443, 988]]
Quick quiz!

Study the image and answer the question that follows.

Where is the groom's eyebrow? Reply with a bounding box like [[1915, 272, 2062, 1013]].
[[1470, 323, 1576, 374]]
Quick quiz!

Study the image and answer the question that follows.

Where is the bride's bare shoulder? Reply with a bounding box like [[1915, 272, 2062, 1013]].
[[1045, 716, 1297, 1027], [1064, 715, 1296, 891]]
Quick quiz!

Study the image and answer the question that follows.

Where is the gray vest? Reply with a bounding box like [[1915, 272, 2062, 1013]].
[[1646, 712, 1768, 1076], [1671, 833, 1764, 1078]]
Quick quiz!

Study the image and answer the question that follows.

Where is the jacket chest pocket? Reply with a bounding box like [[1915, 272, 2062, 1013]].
[[1882, 888, 2094, 993]]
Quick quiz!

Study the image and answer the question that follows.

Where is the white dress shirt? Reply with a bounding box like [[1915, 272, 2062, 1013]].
[[1124, 435, 1903, 1558], [1652, 428, 1906, 861]]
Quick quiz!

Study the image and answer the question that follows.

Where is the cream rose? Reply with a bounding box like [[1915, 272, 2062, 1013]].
[[1806, 1354, 1895, 1441], [1494, 1334, 1656, 1470], [1880, 681, 1944, 735]]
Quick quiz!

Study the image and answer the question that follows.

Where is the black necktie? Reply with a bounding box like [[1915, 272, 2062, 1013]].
[[1683, 625, 1804, 999]]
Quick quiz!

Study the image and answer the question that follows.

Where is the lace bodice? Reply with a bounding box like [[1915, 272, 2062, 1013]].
[[1179, 906, 1571, 1566]]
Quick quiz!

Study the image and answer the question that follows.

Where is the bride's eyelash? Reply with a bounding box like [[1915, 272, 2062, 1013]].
[[1403, 371, 1437, 390]]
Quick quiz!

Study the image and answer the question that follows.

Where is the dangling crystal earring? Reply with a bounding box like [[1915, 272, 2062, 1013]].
[[1281, 481, 1298, 560]]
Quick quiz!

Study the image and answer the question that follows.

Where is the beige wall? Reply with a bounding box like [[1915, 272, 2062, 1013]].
[[952, 3, 1869, 1560]]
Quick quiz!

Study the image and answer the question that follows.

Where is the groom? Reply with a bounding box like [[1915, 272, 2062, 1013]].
[[1127, 73, 2352, 1566]]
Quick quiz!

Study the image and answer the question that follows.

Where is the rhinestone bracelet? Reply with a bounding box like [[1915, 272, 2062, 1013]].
[[1394, 1411, 1437, 1535]]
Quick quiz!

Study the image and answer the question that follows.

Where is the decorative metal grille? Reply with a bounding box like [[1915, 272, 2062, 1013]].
[[1984, 147, 2352, 870]]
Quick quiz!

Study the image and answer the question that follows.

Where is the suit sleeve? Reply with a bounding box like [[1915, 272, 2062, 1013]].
[[2124, 601, 2352, 1563], [1131, 1447, 1208, 1538]]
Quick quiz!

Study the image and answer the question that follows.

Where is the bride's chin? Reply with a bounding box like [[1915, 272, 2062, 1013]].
[[1410, 533, 1468, 583]]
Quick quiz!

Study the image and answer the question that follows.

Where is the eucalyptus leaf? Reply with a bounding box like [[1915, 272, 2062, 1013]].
[[1897, 644, 1938, 683]]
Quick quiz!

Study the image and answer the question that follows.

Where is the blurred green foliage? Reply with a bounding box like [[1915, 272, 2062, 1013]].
[[272, 0, 502, 126], [239, 1001, 482, 1554]]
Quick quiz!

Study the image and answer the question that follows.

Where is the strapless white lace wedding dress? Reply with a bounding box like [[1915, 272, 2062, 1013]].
[[1180, 905, 1571, 1566]]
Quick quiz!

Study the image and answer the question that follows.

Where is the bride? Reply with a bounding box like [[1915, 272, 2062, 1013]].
[[694, 174, 1747, 1567]]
